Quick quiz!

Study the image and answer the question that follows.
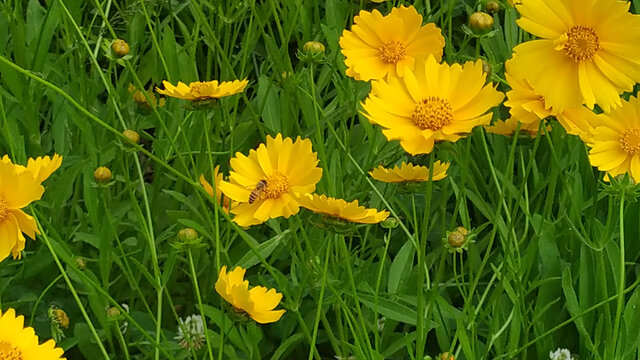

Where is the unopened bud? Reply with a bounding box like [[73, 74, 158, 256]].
[[485, 1, 500, 14], [177, 228, 198, 243], [106, 307, 121, 319], [94, 166, 112, 184], [448, 226, 469, 248], [51, 308, 70, 329], [112, 39, 130, 57], [381, 217, 399, 229], [122, 129, 140, 144], [469, 12, 494, 32], [440, 352, 455, 360], [76, 256, 87, 270], [303, 41, 325, 55]]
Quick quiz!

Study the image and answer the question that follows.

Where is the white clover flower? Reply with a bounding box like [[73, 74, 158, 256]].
[[176, 315, 205, 351], [549, 348, 574, 360]]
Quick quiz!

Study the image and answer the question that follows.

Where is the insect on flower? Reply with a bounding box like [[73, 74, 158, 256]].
[[248, 180, 267, 204]]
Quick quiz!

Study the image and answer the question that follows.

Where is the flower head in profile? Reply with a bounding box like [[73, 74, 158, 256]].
[[0, 308, 65, 359], [2, 154, 62, 184], [0, 159, 45, 261], [485, 118, 549, 138], [200, 165, 231, 213], [339, 6, 445, 81], [504, 58, 555, 124], [298, 194, 389, 224], [587, 96, 640, 181], [156, 79, 248, 101], [175, 315, 205, 351], [215, 266, 285, 324], [509, 0, 640, 112], [369, 161, 449, 182], [219, 134, 323, 227], [555, 106, 603, 143], [361, 55, 504, 154]]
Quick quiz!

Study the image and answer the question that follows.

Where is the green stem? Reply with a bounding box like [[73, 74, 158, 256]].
[[187, 249, 215, 360], [307, 241, 331, 360], [611, 192, 626, 356]]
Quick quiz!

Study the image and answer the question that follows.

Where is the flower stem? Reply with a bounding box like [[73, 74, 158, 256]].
[[187, 249, 215, 360]]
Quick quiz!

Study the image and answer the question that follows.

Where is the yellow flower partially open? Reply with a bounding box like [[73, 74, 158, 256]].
[[199, 165, 231, 213], [361, 55, 504, 155], [339, 5, 445, 81], [509, 0, 640, 112], [215, 266, 285, 324], [588, 96, 640, 181], [0, 308, 65, 359], [218, 134, 323, 227], [298, 194, 389, 224], [2, 154, 62, 184], [369, 161, 449, 182], [156, 79, 248, 101]]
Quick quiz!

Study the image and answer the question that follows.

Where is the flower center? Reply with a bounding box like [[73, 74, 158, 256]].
[[0, 341, 23, 360], [189, 82, 208, 97], [620, 129, 640, 155], [0, 199, 8, 222], [264, 172, 290, 199], [557, 25, 600, 62], [411, 97, 454, 131], [379, 41, 406, 64]]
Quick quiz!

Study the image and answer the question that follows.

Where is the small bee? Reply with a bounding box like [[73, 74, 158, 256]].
[[248, 180, 267, 204]]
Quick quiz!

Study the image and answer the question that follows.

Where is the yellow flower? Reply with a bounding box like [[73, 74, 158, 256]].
[[155, 79, 248, 101], [508, 0, 640, 113], [339, 5, 445, 81], [369, 161, 450, 182], [297, 194, 389, 224], [218, 134, 322, 227], [0, 308, 65, 359], [1, 154, 62, 184], [485, 118, 549, 138], [0, 160, 45, 260], [361, 55, 504, 155], [504, 58, 555, 124], [199, 165, 231, 213], [215, 266, 285, 324], [556, 106, 603, 143], [587, 95, 640, 181]]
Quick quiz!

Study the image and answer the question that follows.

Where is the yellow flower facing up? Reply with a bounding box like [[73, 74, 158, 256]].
[[215, 266, 285, 324], [361, 55, 504, 155], [0, 308, 65, 359], [339, 5, 445, 81], [485, 117, 549, 138], [297, 194, 389, 224], [218, 134, 323, 227], [587, 96, 640, 181], [509, 0, 640, 113], [199, 165, 231, 213], [156, 79, 248, 101], [369, 161, 450, 182], [0, 159, 48, 261]]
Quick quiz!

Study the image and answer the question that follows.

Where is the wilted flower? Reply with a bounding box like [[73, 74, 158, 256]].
[[175, 315, 205, 351], [549, 348, 574, 360]]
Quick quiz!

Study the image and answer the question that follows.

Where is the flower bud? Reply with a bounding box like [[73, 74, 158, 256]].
[[122, 129, 140, 144], [112, 39, 130, 57], [303, 41, 325, 56], [448, 226, 469, 248], [76, 256, 87, 270], [106, 307, 121, 319], [94, 166, 112, 184], [482, 59, 492, 79], [469, 12, 494, 32], [177, 228, 198, 243], [51, 308, 70, 329], [380, 217, 399, 229], [485, 1, 500, 14], [440, 352, 455, 360]]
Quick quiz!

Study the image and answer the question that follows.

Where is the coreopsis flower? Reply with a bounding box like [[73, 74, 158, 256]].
[[555, 106, 603, 143], [0, 160, 45, 261], [297, 194, 389, 224], [509, 0, 640, 113], [156, 79, 248, 101], [215, 265, 285, 324], [175, 315, 205, 351], [587, 96, 640, 181], [0, 308, 65, 359], [339, 5, 445, 81], [218, 134, 322, 227], [361, 55, 504, 154], [504, 58, 555, 125], [2, 154, 62, 184], [369, 161, 449, 182], [200, 165, 231, 213], [485, 117, 548, 138]]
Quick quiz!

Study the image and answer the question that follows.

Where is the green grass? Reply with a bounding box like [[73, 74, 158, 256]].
[[1, 0, 639, 359]]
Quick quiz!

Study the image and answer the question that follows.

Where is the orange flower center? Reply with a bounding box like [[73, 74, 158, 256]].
[[189, 82, 210, 97], [0, 341, 23, 360], [620, 128, 640, 155], [411, 97, 454, 131], [561, 25, 600, 62], [0, 199, 8, 222], [379, 41, 406, 64], [264, 172, 290, 199]]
